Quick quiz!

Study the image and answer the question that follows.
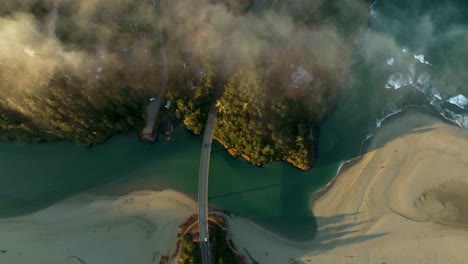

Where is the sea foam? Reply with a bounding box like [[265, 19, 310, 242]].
[[414, 54, 430, 65], [447, 94, 468, 110]]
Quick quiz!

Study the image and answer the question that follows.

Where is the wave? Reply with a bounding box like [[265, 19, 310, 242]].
[[447, 94, 468, 110], [380, 47, 468, 131]]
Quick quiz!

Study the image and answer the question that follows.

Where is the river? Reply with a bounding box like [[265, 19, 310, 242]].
[[1, 0, 467, 241]]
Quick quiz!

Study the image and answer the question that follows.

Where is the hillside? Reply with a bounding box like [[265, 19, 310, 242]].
[[0, 0, 370, 169]]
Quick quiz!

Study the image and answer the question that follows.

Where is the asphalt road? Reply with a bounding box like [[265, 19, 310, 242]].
[[198, 1, 273, 262], [197, 67, 226, 264], [150, 0, 219, 262]]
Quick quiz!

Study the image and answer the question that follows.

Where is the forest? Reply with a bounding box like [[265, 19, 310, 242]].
[[0, 0, 369, 169], [178, 225, 237, 264]]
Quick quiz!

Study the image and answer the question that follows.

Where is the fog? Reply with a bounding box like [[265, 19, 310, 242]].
[[2, 0, 467, 130], [164, 0, 365, 72], [0, 0, 369, 99], [0, 13, 90, 95], [364, 0, 468, 98]]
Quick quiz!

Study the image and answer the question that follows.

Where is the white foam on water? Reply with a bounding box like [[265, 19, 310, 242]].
[[408, 64, 416, 84], [413, 80, 440, 106], [455, 114, 468, 129], [382, 68, 468, 131], [413, 54, 430, 65], [416, 72, 431, 85], [443, 110, 468, 130], [412, 82, 468, 131], [364, 133, 373, 141], [447, 94, 468, 109], [369, 1, 468, 133], [386, 57, 395, 66], [385, 72, 404, 89], [385, 72, 413, 89], [376, 108, 403, 128]]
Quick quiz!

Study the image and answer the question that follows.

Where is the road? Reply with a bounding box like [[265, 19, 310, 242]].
[[197, 67, 226, 264], [149, 0, 222, 262], [197, 1, 275, 262]]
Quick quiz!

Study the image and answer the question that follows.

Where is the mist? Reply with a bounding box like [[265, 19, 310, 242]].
[[0, 12, 89, 95], [364, 0, 468, 99], [0, 0, 370, 95], [1, 0, 467, 126]]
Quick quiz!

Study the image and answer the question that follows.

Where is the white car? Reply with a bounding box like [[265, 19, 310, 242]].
[[204, 237, 208, 242]]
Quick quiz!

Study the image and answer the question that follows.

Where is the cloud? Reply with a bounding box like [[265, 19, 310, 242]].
[[0, 12, 89, 97], [0, 0, 370, 108], [364, 0, 468, 98], [165, 0, 366, 71]]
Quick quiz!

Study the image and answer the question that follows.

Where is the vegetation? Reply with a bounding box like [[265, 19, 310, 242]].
[[210, 225, 237, 264], [0, 0, 369, 169], [166, 60, 214, 136], [214, 66, 326, 170], [0, 1, 158, 145], [162, 0, 366, 170], [177, 223, 237, 264], [0, 70, 148, 145], [178, 234, 201, 264]]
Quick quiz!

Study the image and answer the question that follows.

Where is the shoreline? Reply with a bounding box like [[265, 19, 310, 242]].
[[3, 106, 467, 264], [229, 107, 468, 264], [310, 104, 464, 208], [0, 107, 468, 264], [246, 105, 449, 245], [309, 155, 363, 208], [0, 190, 197, 264]]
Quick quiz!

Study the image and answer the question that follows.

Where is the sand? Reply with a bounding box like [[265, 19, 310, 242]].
[[0, 190, 197, 264], [229, 109, 468, 264], [2, 109, 468, 264]]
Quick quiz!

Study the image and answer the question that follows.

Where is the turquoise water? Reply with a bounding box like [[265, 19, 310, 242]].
[[0, 126, 339, 240], [1, 0, 468, 241]]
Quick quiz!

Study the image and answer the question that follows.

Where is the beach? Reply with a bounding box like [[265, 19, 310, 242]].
[[229, 109, 468, 263], [1, 109, 468, 264], [0, 190, 196, 264]]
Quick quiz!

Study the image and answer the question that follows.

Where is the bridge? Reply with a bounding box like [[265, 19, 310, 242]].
[[196, 1, 273, 263], [197, 69, 226, 264], [145, 0, 276, 262]]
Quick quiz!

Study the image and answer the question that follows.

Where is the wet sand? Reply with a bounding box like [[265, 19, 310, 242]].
[[0, 190, 196, 264], [229, 109, 468, 264], [2, 109, 468, 264]]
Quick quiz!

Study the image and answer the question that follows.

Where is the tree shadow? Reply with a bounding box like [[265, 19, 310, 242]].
[[308, 230, 387, 258], [248, 212, 387, 262], [208, 162, 315, 240], [209, 163, 387, 253], [293, 212, 387, 258], [208, 184, 281, 200]]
